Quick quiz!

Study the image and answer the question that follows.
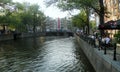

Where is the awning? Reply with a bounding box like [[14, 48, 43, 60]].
[[98, 20, 120, 30], [116, 19, 120, 25]]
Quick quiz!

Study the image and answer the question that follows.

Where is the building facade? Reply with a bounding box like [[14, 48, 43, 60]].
[[104, 0, 119, 22], [103, 0, 120, 38]]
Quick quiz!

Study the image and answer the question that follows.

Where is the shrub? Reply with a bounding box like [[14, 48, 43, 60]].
[[114, 31, 120, 43]]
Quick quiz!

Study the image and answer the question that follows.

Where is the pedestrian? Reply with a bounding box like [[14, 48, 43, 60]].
[[104, 35, 111, 48], [99, 35, 106, 50]]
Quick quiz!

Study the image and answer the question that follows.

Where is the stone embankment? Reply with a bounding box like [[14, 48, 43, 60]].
[[0, 32, 44, 41], [76, 35, 120, 72]]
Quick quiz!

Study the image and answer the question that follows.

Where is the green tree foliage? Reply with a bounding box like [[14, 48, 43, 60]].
[[15, 2, 24, 11], [27, 4, 45, 33], [114, 31, 120, 43], [72, 11, 87, 29], [90, 20, 96, 30], [0, 1, 46, 33], [0, 0, 12, 3], [8, 13, 24, 31]]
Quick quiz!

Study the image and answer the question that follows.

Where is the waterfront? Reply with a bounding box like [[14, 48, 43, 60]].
[[0, 37, 95, 72]]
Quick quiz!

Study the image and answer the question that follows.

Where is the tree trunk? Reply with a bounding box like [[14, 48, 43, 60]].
[[33, 12, 36, 34], [99, 0, 104, 25], [2, 25, 5, 34], [86, 8, 90, 34], [99, 0, 105, 36], [33, 25, 36, 33]]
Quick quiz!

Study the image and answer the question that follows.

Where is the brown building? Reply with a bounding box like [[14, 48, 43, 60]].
[[104, 0, 119, 22], [103, 0, 120, 38]]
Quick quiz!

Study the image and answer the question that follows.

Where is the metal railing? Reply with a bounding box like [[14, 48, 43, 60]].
[[78, 34, 117, 61]]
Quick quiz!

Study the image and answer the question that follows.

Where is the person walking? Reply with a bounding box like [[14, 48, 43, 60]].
[[104, 35, 111, 49]]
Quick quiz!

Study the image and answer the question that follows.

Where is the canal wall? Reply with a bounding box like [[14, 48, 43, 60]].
[[0, 32, 44, 41], [76, 36, 120, 72], [0, 34, 13, 41], [0, 32, 73, 41]]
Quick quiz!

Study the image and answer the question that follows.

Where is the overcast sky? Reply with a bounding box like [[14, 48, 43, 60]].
[[12, 0, 69, 19]]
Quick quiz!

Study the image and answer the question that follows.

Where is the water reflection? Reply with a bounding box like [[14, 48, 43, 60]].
[[0, 37, 95, 72]]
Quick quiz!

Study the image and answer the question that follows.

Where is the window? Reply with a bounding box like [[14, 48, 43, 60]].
[[118, 0, 120, 12], [113, 0, 117, 4]]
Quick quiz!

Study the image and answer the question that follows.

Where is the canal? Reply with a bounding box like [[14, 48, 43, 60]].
[[0, 37, 95, 72]]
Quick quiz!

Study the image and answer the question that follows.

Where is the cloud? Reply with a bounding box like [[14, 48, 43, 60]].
[[13, 0, 68, 18], [44, 5, 68, 18]]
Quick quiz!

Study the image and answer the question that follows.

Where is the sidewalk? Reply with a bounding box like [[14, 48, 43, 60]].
[[117, 44, 120, 55], [115, 44, 120, 60], [96, 41, 120, 60], [95, 43, 120, 61]]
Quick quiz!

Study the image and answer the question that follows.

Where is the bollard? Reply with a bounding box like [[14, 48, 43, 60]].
[[104, 41, 107, 54], [98, 38, 102, 50], [104, 46, 106, 54], [98, 40, 101, 50], [113, 43, 117, 61], [94, 39, 96, 48]]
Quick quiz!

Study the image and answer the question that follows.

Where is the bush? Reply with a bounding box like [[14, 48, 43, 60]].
[[114, 31, 120, 43]]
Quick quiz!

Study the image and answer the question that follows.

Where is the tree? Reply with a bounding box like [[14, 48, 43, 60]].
[[0, 1, 46, 34], [13, 2, 46, 33], [0, 0, 40, 35], [0, 0, 13, 33], [28, 4, 45, 33], [0, 0, 12, 3], [72, 11, 87, 30], [99, 0, 105, 35]]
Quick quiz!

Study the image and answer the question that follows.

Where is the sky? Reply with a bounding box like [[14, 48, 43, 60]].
[[12, 0, 70, 19]]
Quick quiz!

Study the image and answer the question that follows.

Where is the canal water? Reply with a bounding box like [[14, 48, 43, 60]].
[[0, 37, 95, 72]]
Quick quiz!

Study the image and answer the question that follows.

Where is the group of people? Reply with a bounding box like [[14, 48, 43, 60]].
[[76, 29, 112, 49], [96, 34, 111, 50], [102, 35, 111, 45], [92, 31, 111, 49]]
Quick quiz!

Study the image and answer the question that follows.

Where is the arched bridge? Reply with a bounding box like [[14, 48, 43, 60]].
[[45, 31, 74, 37]]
